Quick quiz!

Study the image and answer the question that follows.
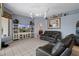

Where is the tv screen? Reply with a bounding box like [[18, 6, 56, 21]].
[[18, 24, 31, 32]]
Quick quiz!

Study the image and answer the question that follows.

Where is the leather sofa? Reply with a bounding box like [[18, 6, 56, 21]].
[[40, 31, 62, 43], [36, 34, 75, 56]]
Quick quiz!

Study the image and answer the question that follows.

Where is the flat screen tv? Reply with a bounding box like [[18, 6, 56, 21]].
[[18, 24, 31, 32]]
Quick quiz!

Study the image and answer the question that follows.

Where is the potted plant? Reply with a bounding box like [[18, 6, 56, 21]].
[[30, 21, 34, 25], [13, 19, 19, 24]]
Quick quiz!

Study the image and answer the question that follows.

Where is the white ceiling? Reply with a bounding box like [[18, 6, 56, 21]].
[[3, 3, 79, 17]]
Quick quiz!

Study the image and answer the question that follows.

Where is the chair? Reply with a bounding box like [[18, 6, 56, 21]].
[[36, 34, 75, 56]]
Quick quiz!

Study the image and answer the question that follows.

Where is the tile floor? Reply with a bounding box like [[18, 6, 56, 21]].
[[0, 38, 79, 56], [0, 38, 48, 56]]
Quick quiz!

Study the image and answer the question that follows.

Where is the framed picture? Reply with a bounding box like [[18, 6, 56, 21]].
[[48, 16, 61, 29]]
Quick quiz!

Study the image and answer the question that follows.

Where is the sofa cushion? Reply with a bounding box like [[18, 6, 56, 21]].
[[51, 42, 65, 56], [39, 44, 54, 54]]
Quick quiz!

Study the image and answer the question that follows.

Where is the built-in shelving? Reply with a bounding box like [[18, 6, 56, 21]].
[[12, 19, 19, 40], [12, 19, 34, 40]]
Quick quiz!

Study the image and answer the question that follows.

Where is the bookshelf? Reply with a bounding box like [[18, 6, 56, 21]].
[[13, 19, 19, 40], [12, 19, 34, 40]]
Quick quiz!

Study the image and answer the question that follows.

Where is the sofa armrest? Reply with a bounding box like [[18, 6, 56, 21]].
[[60, 48, 71, 56], [36, 43, 54, 56], [38, 44, 54, 54], [36, 48, 51, 56], [39, 44, 54, 49]]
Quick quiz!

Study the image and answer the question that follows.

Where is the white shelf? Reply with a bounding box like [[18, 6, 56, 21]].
[[13, 32, 32, 40], [13, 23, 19, 40]]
